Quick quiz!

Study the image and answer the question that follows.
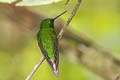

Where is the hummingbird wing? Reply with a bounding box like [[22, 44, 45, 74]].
[[38, 37, 59, 77], [53, 37, 59, 77]]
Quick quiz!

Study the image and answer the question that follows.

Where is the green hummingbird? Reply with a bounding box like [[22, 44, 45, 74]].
[[37, 11, 67, 77]]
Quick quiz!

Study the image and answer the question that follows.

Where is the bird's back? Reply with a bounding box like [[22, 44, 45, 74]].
[[37, 27, 56, 59]]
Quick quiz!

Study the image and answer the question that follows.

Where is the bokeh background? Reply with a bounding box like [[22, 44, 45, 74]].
[[0, 0, 120, 80]]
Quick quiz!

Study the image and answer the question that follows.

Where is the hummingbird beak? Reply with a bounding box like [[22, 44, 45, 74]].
[[53, 10, 67, 20]]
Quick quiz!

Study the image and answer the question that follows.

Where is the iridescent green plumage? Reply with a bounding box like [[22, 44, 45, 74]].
[[37, 11, 67, 77], [37, 18, 59, 77], [37, 19, 56, 59]]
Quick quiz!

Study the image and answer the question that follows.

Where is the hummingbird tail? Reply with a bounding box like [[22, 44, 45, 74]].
[[53, 69, 59, 77], [53, 63, 59, 77], [49, 59, 59, 77]]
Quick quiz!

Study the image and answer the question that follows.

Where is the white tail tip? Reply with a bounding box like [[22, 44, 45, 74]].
[[53, 70, 59, 77]]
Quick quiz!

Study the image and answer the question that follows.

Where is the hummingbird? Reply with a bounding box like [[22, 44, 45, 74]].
[[37, 11, 67, 77]]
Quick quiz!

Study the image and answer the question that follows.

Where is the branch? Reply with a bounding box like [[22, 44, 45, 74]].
[[25, 57, 45, 80], [65, 0, 70, 5], [59, 38, 120, 80], [114, 73, 120, 80], [57, 0, 82, 40], [11, 0, 22, 5]]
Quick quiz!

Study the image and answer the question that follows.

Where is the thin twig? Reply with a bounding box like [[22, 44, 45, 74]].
[[65, 0, 70, 5], [25, 0, 82, 80], [114, 73, 120, 80], [57, 0, 82, 40], [25, 57, 45, 80], [11, 0, 22, 6]]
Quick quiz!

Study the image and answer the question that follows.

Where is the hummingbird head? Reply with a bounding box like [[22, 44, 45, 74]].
[[40, 18, 54, 28], [40, 11, 67, 28]]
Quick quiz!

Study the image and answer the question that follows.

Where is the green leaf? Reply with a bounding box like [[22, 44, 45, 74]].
[[0, 0, 62, 6]]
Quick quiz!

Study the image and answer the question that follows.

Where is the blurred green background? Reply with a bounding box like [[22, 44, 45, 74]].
[[0, 0, 120, 80]]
